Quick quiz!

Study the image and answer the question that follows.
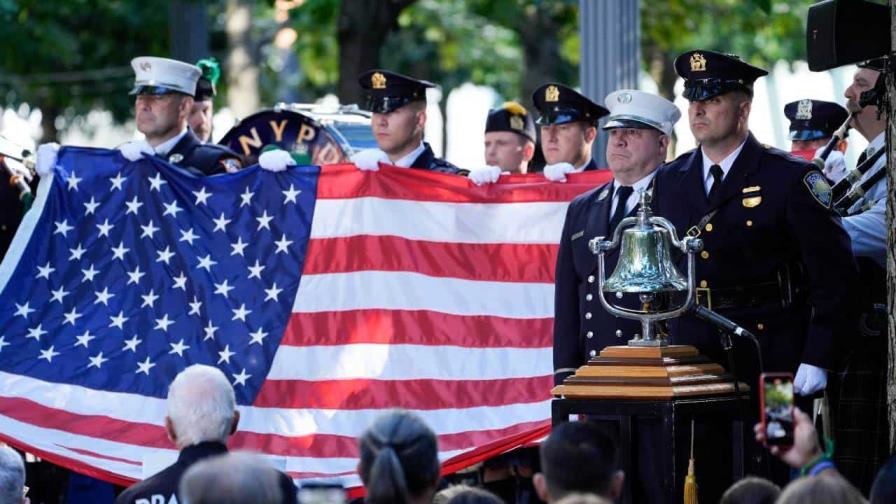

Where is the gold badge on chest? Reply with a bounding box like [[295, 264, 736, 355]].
[[741, 185, 761, 208]]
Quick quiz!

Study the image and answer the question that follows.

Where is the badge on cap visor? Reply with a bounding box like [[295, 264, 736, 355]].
[[617, 92, 632, 104], [796, 99, 812, 120], [371, 72, 387, 89], [546, 85, 560, 102], [690, 53, 707, 72], [140, 61, 152, 72]]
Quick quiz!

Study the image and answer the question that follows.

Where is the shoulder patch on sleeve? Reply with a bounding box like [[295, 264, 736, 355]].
[[803, 171, 832, 209]]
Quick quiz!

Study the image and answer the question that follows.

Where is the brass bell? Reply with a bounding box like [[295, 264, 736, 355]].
[[603, 222, 688, 294]]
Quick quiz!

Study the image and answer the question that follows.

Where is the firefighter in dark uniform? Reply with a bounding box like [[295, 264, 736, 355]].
[[122, 56, 242, 176], [783, 99, 850, 183], [553, 89, 681, 384], [354, 69, 463, 174], [652, 49, 857, 407], [532, 83, 605, 181], [552, 89, 682, 503]]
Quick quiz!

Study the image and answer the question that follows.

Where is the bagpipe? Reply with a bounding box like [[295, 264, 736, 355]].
[[0, 135, 36, 210], [811, 63, 888, 216]]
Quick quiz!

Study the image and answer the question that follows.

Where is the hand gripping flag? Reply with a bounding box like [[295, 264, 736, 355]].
[[0, 147, 610, 490]]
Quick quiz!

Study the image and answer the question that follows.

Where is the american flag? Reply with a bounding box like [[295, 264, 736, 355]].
[[0, 147, 610, 490]]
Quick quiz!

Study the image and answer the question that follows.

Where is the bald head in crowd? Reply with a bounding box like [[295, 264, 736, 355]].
[[180, 452, 284, 504]]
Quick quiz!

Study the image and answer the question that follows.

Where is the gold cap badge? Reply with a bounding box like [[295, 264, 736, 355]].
[[690, 53, 707, 72], [371, 72, 387, 90], [509, 115, 524, 131], [545, 85, 560, 102]]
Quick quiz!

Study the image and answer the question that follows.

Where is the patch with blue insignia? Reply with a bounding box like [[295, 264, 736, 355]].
[[803, 171, 832, 209]]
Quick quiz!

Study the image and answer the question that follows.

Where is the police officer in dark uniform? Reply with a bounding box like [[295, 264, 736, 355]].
[[652, 49, 857, 403], [118, 56, 242, 176], [352, 69, 464, 174], [532, 83, 605, 181], [783, 99, 850, 182]]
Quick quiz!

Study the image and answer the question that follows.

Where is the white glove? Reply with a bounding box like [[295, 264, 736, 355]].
[[467, 165, 503, 186], [118, 139, 154, 161], [350, 148, 390, 171], [36, 142, 60, 177], [258, 149, 296, 172], [814, 147, 847, 185], [794, 363, 827, 395], [543, 162, 577, 182]]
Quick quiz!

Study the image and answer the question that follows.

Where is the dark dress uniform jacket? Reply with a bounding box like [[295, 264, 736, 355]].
[[115, 441, 298, 504], [166, 130, 242, 176], [410, 142, 467, 175], [553, 177, 649, 385], [652, 133, 856, 381]]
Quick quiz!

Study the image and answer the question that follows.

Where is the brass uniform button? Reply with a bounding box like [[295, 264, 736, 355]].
[[705, 223, 713, 232], [586, 331, 594, 339], [589, 350, 597, 358], [757, 323, 765, 330], [585, 293, 593, 301], [587, 275, 595, 284], [700, 250, 710, 259], [585, 312, 592, 320], [699, 280, 708, 288], [746, 220, 753, 227]]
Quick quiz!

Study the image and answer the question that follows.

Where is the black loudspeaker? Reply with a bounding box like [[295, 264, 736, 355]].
[[806, 0, 890, 71]]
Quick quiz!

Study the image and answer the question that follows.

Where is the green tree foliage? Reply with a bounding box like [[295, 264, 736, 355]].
[[0, 1, 171, 141], [641, 0, 810, 100]]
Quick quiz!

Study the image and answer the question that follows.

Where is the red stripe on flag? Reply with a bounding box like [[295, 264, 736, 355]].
[[253, 376, 553, 409], [0, 396, 546, 458], [318, 164, 611, 203], [304, 236, 558, 283], [59, 445, 142, 465], [282, 309, 552, 348]]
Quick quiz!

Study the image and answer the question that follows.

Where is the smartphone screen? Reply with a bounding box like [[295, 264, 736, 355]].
[[762, 374, 795, 446], [298, 483, 347, 504]]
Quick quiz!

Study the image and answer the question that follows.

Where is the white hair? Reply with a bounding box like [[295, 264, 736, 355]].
[[166, 365, 236, 448], [0, 444, 25, 504]]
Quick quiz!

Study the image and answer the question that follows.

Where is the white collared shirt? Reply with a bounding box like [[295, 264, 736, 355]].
[[391, 142, 426, 168], [701, 139, 747, 195], [154, 128, 189, 157], [610, 170, 657, 221]]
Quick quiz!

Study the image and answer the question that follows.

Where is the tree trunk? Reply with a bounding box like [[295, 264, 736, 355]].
[[169, 0, 209, 63], [226, 0, 259, 119], [887, 0, 896, 454], [517, 11, 569, 108], [336, 0, 417, 106]]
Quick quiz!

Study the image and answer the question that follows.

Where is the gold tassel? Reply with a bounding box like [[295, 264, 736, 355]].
[[684, 418, 698, 504]]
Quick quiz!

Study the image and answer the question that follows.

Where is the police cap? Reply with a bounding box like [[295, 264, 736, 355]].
[[532, 83, 608, 126], [783, 99, 849, 141], [674, 49, 768, 101], [485, 101, 536, 142], [358, 69, 436, 114]]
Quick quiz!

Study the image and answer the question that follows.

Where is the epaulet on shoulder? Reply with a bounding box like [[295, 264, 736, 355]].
[[763, 144, 813, 166], [200, 143, 236, 154]]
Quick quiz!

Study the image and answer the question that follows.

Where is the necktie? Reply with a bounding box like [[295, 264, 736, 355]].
[[707, 164, 724, 206], [609, 185, 634, 233]]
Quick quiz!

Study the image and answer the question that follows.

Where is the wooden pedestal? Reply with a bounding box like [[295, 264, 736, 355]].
[[552, 344, 749, 399]]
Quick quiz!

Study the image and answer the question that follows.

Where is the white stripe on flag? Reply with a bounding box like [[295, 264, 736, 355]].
[[267, 343, 552, 380], [292, 271, 554, 317], [310, 197, 569, 243]]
